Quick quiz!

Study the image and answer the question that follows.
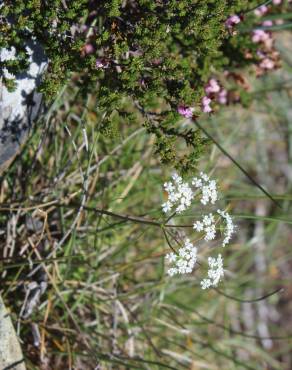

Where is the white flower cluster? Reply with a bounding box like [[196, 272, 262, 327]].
[[193, 213, 216, 241], [162, 173, 194, 214], [162, 172, 218, 214], [192, 172, 218, 205], [217, 209, 235, 247], [201, 254, 224, 290], [162, 172, 235, 289], [166, 239, 197, 276]]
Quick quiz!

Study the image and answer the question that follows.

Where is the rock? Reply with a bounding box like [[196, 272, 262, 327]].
[[0, 40, 47, 173], [0, 295, 26, 370], [0, 39, 47, 369]]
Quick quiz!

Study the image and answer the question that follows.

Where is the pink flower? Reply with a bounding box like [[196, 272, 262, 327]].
[[256, 50, 266, 59], [202, 96, 211, 105], [254, 5, 268, 17], [218, 89, 227, 105], [84, 43, 94, 55], [252, 29, 271, 43], [95, 58, 109, 69], [80, 25, 89, 33], [262, 20, 273, 27], [260, 58, 275, 69], [205, 79, 220, 94], [202, 96, 212, 113], [177, 105, 194, 118], [273, 0, 282, 5], [139, 78, 146, 88], [275, 19, 284, 25], [225, 15, 241, 29]]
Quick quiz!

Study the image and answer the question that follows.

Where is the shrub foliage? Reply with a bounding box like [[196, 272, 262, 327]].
[[1, 0, 265, 171]]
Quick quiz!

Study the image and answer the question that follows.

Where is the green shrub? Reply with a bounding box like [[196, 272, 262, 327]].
[[0, 0, 277, 171]]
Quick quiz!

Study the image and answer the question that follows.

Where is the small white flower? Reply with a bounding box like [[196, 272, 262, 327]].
[[193, 213, 216, 241], [193, 220, 204, 232], [192, 172, 218, 205], [201, 181, 218, 205], [204, 224, 216, 241], [192, 178, 202, 188], [167, 268, 178, 276], [179, 248, 188, 258], [217, 209, 235, 247], [200, 172, 209, 181], [201, 254, 224, 289], [162, 173, 194, 214], [162, 201, 172, 213], [203, 213, 214, 226], [164, 182, 175, 193], [166, 252, 177, 263], [172, 173, 182, 183], [166, 239, 197, 276], [201, 279, 212, 290]]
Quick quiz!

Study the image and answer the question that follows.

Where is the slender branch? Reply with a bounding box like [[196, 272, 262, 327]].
[[214, 287, 284, 303], [192, 119, 282, 209], [161, 227, 178, 255], [243, 0, 273, 14], [80, 204, 162, 227]]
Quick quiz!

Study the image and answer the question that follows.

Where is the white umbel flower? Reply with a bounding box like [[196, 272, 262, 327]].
[[162, 172, 232, 289], [166, 239, 197, 276], [204, 225, 216, 241], [203, 213, 214, 225], [193, 220, 204, 232], [201, 254, 224, 289], [192, 172, 218, 205], [217, 209, 235, 247], [193, 213, 216, 241], [162, 173, 194, 214]]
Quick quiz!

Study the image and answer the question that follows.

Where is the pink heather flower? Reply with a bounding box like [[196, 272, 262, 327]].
[[256, 50, 266, 59], [205, 79, 220, 94], [177, 105, 194, 118], [202, 96, 212, 113], [218, 89, 227, 105], [84, 43, 94, 55], [262, 20, 273, 27], [260, 58, 275, 69], [80, 25, 89, 33], [203, 105, 212, 113], [202, 96, 211, 106], [225, 15, 241, 29], [275, 19, 284, 25], [273, 0, 282, 4], [139, 78, 146, 88], [95, 58, 109, 69], [254, 5, 268, 17], [252, 29, 271, 43]]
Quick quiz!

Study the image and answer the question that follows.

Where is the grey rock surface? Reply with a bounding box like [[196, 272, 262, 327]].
[[0, 40, 47, 369], [0, 295, 26, 370], [0, 40, 47, 173]]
